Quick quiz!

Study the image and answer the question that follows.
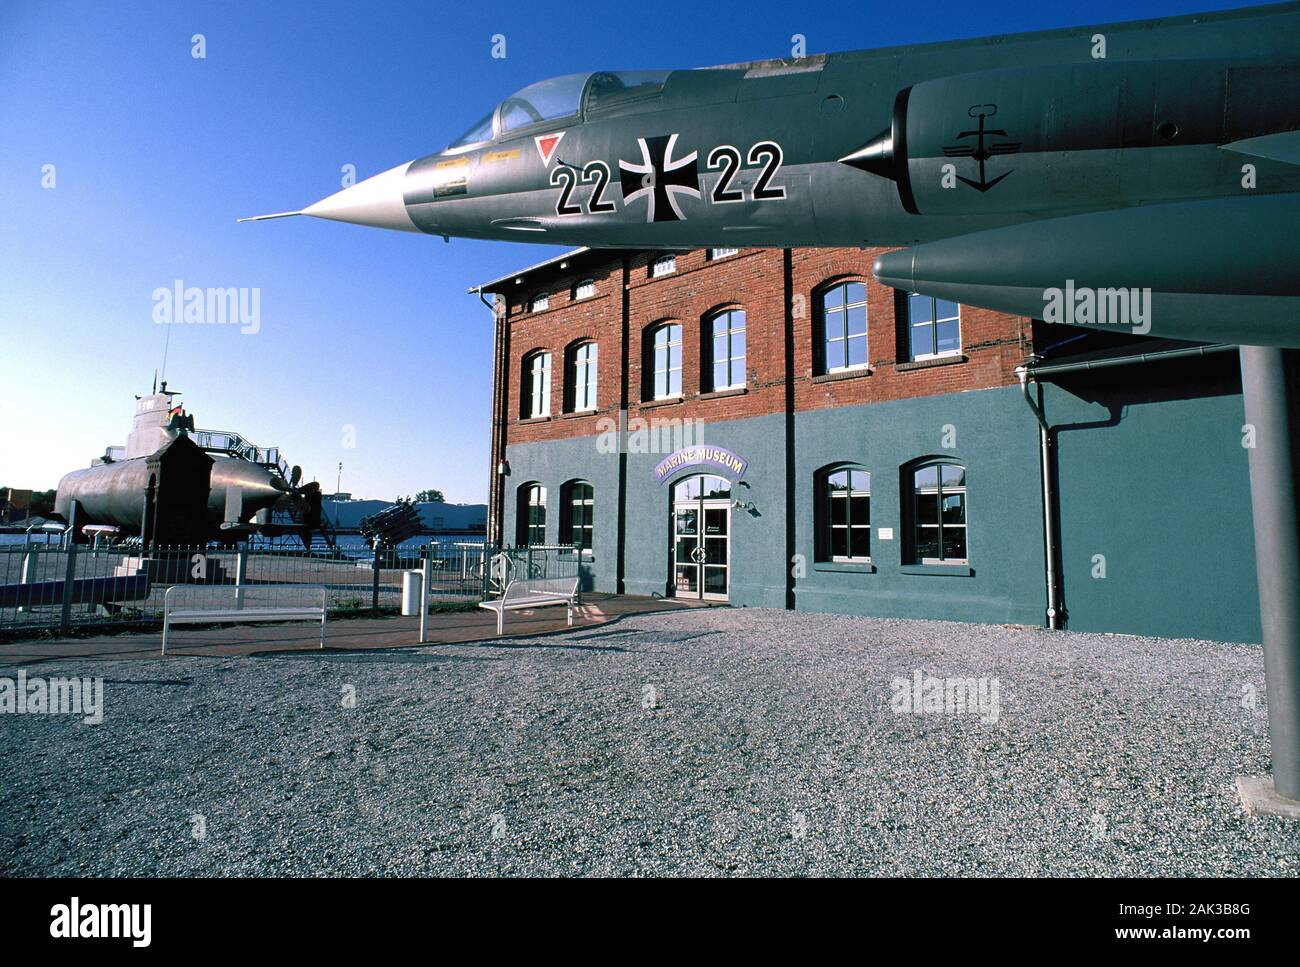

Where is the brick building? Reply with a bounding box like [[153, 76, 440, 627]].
[[475, 246, 1260, 642]]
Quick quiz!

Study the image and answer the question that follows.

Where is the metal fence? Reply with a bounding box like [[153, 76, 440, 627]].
[[0, 539, 494, 636], [490, 544, 584, 594]]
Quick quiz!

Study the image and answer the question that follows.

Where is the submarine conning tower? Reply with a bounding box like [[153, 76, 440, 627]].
[[125, 382, 195, 460]]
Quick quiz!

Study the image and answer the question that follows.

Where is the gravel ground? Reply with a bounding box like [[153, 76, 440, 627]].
[[2, 608, 1298, 877]]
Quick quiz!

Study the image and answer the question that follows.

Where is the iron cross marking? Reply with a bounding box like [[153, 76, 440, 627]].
[[619, 133, 701, 222], [942, 104, 1022, 193]]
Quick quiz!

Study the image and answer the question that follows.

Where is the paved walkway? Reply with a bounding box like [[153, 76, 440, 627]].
[[0, 594, 711, 664]]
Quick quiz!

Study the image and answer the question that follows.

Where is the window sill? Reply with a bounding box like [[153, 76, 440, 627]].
[[698, 386, 747, 400], [559, 409, 599, 420], [640, 395, 684, 409], [901, 563, 973, 576], [518, 415, 552, 425], [814, 562, 876, 574], [811, 366, 873, 384], [896, 354, 967, 373]]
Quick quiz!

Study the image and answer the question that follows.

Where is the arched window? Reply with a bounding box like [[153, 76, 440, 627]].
[[573, 279, 596, 300], [521, 350, 551, 418], [907, 461, 967, 564], [651, 255, 677, 277], [565, 341, 598, 412], [817, 280, 868, 374], [817, 466, 871, 562], [706, 308, 746, 392], [647, 322, 682, 400], [561, 480, 594, 554], [516, 483, 547, 546]]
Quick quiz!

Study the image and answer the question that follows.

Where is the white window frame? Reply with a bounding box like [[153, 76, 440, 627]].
[[564, 480, 595, 556], [525, 351, 551, 418], [651, 255, 677, 278], [911, 462, 968, 565], [569, 342, 598, 412], [821, 281, 869, 374], [574, 279, 596, 300], [651, 324, 682, 400], [823, 467, 872, 563], [708, 309, 746, 392], [709, 247, 739, 260], [530, 293, 550, 313], [908, 293, 962, 361]]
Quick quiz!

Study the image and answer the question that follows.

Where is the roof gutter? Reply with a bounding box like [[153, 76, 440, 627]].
[[1024, 342, 1235, 377]]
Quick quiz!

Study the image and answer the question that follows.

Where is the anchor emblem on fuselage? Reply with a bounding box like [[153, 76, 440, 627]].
[[942, 104, 1022, 193]]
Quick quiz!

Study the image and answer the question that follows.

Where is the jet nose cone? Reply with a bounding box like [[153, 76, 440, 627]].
[[302, 161, 419, 232]]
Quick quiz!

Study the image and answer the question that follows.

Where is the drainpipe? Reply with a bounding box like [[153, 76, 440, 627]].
[[1015, 365, 1062, 630], [477, 285, 505, 547], [1015, 342, 1237, 632]]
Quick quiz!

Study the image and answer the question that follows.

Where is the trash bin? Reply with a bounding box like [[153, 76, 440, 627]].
[[401, 569, 423, 616]]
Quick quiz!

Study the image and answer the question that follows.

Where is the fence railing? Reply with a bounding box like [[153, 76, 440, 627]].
[[489, 545, 583, 595], [0, 539, 494, 636]]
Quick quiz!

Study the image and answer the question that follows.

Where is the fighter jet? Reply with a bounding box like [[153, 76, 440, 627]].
[[243, 2, 1300, 346]]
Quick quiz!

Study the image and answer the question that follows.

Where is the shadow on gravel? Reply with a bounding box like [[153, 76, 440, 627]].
[[247, 650, 505, 665], [485, 639, 629, 653]]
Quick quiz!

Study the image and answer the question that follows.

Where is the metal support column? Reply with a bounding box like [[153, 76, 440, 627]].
[[1239, 346, 1300, 803]]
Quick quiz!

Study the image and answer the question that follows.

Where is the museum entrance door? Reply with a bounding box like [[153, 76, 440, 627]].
[[671, 474, 730, 602]]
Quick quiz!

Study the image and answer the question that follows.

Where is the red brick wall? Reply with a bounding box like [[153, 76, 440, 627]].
[[500, 247, 1033, 448]]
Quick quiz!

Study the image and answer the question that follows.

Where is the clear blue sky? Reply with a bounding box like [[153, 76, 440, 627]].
[[0, 0, 1258, 502]]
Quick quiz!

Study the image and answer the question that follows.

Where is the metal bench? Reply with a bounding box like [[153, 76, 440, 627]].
[[161, 584, 327, 654], [477, 555, 579, 635]]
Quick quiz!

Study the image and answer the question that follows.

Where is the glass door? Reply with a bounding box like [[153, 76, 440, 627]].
[[671, 475, 730, 602]]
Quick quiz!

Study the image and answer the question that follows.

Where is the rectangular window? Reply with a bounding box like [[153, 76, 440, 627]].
[[652, 324, 682, 399], [908, 294, 961, 360], [709, 309, 746, 391], [709, 248, 738, 260], [530, 293, 550, 312], [822, 282, 869, 374], [651, 255, 677, 278], [574, 279, 596, 300]]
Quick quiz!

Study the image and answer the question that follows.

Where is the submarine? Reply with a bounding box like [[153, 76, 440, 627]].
[[54, 383, 326, 547]]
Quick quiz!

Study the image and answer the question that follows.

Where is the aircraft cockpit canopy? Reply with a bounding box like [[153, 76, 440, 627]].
[[444, 70, 672, 151]]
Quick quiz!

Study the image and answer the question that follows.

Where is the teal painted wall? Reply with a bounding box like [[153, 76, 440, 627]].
[[502, 363, 1262, 643], [499, 433, 621, 593], [792, 386, 1045, 625], [1044, 357, 1260, 643]]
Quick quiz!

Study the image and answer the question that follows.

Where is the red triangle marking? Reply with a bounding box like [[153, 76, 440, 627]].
[[535, 132, 564, 166]]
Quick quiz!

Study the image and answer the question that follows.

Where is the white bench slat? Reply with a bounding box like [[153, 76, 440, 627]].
[[168, 607, 324, 623]]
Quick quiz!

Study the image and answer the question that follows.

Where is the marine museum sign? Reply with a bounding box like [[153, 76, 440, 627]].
[[653, 446, 748, 484]]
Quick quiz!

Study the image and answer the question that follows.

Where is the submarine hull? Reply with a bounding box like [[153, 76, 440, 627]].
[[56, 455, 290, 538]]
